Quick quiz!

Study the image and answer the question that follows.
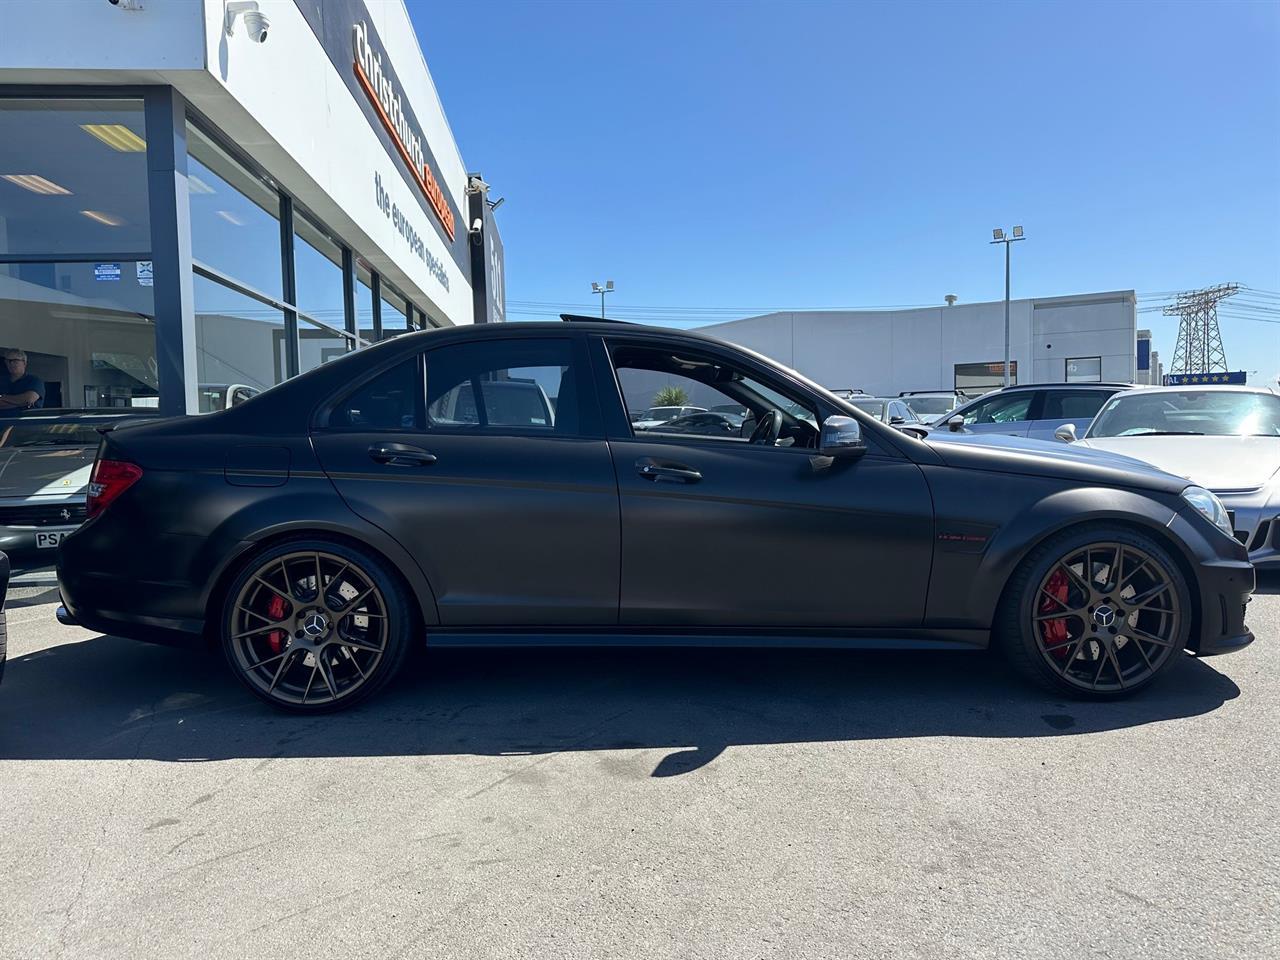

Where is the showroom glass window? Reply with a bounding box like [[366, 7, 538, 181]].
[[1065, 357, 1102, 382], [0, 98, 158, 409], [186, 120, 287, 409], [380, 282, 411, 338], [955, 361, 1017, 394], [294, 212, 352, 374]]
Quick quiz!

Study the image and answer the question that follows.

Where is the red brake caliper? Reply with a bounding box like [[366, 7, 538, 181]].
[[1039, 569, 1071, 655], [266, 594, 289, 654]]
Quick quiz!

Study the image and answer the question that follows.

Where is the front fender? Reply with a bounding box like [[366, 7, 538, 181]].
[[924, 468, 1188, 629]]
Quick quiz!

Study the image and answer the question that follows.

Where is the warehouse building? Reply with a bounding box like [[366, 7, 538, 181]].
[[699, 290, 1137, 396], [0, 0, 504, 415]]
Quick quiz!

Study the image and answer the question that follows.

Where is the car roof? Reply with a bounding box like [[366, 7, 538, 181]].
[[1105, 384, 1276, 396]]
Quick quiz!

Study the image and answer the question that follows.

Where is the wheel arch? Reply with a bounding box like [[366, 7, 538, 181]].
[[974, 489, 1202, 638], [201, 522, 440, 648]]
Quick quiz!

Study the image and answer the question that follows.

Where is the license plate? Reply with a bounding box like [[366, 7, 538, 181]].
[[36, 529, 73, 549]]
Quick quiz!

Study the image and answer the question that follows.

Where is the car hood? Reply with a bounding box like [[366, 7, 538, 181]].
[[924, 432, 1189, 494], [1076, 436, 1280, 493], [0, 447, 95, 498]]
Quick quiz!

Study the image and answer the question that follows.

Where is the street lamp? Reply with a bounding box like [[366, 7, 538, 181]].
[[590, 280, 614, 319], [990, 226, 1026, 387]]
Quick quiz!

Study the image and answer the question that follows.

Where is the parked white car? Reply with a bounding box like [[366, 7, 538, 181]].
[[1066, 386, 1280, 568]]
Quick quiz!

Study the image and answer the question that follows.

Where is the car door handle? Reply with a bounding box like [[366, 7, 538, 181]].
[[635, 457, 701, 483], [368, 442, 437, 466]]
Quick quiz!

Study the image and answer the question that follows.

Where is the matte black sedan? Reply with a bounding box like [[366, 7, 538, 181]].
[[57, 321, 1255, 712]]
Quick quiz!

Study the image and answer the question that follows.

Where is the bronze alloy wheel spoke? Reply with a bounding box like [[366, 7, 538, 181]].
[[1129, 635, 1155, 670], [231, 620, 288, 641], [302, 661, 318, 703], [344, 648, 368, 680], [1035, 589, 1076, 614], [1104, 543, 1126, 593], [250, 650, 288, 671], [1127, 625, 1174, 648], [1058, 560, 1094, 601], [317, 654, 339, 697], [267, 648, 298, 692], [1104, 642, 1126, 688]]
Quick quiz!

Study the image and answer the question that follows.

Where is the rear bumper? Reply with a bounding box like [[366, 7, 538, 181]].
[[57, 525, 211, 649]]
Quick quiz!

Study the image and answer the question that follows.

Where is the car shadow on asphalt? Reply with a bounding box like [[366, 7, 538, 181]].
[[0, 632, 1242, 774]]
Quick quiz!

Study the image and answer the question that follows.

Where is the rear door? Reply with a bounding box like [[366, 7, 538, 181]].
[[311, 334, 620, 626], [955, 390, 1038, 437], [1028, 388, 1118, 441], [594, 335, 934, 629]]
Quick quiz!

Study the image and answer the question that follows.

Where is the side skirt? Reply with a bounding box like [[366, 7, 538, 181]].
[[424, 627, 990, 651]]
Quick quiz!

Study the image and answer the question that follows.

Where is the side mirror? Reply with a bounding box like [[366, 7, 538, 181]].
[[820, 415, 867, 458], [946, 414, 965, 432], [1054, 422, 1078, 443], [889, 415, 905, 425]]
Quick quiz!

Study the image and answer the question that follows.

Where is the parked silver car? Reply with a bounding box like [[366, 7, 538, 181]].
[[1067, 386, 1280, 568], [933, 383, 1134, 442], [0, 410, 158, 556]]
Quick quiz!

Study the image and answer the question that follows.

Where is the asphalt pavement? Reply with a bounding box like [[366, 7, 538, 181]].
[[1, 571, 1276, 960]]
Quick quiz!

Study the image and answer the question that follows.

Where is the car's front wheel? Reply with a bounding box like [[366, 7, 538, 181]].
[[997, 526, 1192, 698], [221, 540, 415, 712]]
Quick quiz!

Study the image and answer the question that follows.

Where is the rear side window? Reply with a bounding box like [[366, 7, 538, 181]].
[[1041, 390, 1112, 421], [961, 392, 1034, 425], [330, 358, 420, 430], [425, 338, 584, 435]]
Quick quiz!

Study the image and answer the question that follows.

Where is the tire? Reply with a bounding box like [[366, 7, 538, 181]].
[[220, 538, 416, 713], [995, 525, 1191, 699]]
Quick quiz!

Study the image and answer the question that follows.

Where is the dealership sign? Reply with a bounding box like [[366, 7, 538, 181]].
[[352, 21, 455, 241], [1164, 371, 1247, 385]]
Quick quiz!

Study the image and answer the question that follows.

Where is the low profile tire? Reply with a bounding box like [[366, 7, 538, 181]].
[[221, 539, 415, 713], [996, 526, 1192, 699]]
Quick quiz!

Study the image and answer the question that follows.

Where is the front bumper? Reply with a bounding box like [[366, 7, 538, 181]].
[[1168, 512, 1257, 656], [1218, 489, 1280, 569]]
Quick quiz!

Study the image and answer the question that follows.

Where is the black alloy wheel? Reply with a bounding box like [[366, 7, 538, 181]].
[[222, 540, 414, 712], [998, 527, 1191, 698]]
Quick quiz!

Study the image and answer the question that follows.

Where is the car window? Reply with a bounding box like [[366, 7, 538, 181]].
[[1089, 390, 1280, 438], [850, 399, 886, 418], [962, 392, 1034, 425], [608, 341, 820, 448], [331, 358, 420, 430], [425, 338, 581, 434], [1040, 390, 1111, 421]]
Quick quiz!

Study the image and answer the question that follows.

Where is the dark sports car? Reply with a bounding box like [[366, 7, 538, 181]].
[[57, 321, 1255, 712]]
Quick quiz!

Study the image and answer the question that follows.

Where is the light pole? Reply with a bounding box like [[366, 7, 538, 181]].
[[590, 280, 614, 319], [990, 226, 1026, 387]]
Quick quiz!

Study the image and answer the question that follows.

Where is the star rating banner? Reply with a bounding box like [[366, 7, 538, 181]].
[[1163, 371, 1247, 386]]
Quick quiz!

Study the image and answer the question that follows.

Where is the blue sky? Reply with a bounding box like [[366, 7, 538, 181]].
[[411, 0, 1280, 380]]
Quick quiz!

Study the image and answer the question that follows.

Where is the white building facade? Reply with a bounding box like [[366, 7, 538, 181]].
[[0, 0, 503, 415], [699, 290, 1137, 396]]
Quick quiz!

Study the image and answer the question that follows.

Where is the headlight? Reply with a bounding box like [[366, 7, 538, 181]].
[[1182, 485, 1234, 538]]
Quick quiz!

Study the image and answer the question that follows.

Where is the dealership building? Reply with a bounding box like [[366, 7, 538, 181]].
[[0, 0, 503, 416], [699, 290, 1139, 396]]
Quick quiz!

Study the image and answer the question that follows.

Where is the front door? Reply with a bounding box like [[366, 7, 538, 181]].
[[597, 337, 935, 629], [312, 335, 619, 626]]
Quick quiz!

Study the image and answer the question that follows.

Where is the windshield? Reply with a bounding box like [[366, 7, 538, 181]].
[[0, 421, 104, 447], [1088, 390, 1280, 438], [639, 407, 682, 421], [905, 397, 954, 415], [850, 399, 886, 418]]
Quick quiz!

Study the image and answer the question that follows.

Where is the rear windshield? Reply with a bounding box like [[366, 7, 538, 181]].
[[905, 397, 954, 415], [850, 399, 886, 418], [0, 421, 104, 447]]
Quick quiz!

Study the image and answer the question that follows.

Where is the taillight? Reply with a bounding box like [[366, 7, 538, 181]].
[[86, 458, 143, 519]]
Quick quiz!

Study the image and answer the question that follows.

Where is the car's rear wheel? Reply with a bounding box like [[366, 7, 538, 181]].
[[221, 540, 414, 712], [997, 526, 1191, 698]]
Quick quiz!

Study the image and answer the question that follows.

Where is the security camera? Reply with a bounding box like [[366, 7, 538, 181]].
[[108, 0, 145, 9], [225, 1, 269, 43], [466, 176, 491, 194], [468, 218, 483, 235]]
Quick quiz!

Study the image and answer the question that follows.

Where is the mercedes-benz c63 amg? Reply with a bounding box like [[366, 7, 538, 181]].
[[57, 321, 1255, 712]]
